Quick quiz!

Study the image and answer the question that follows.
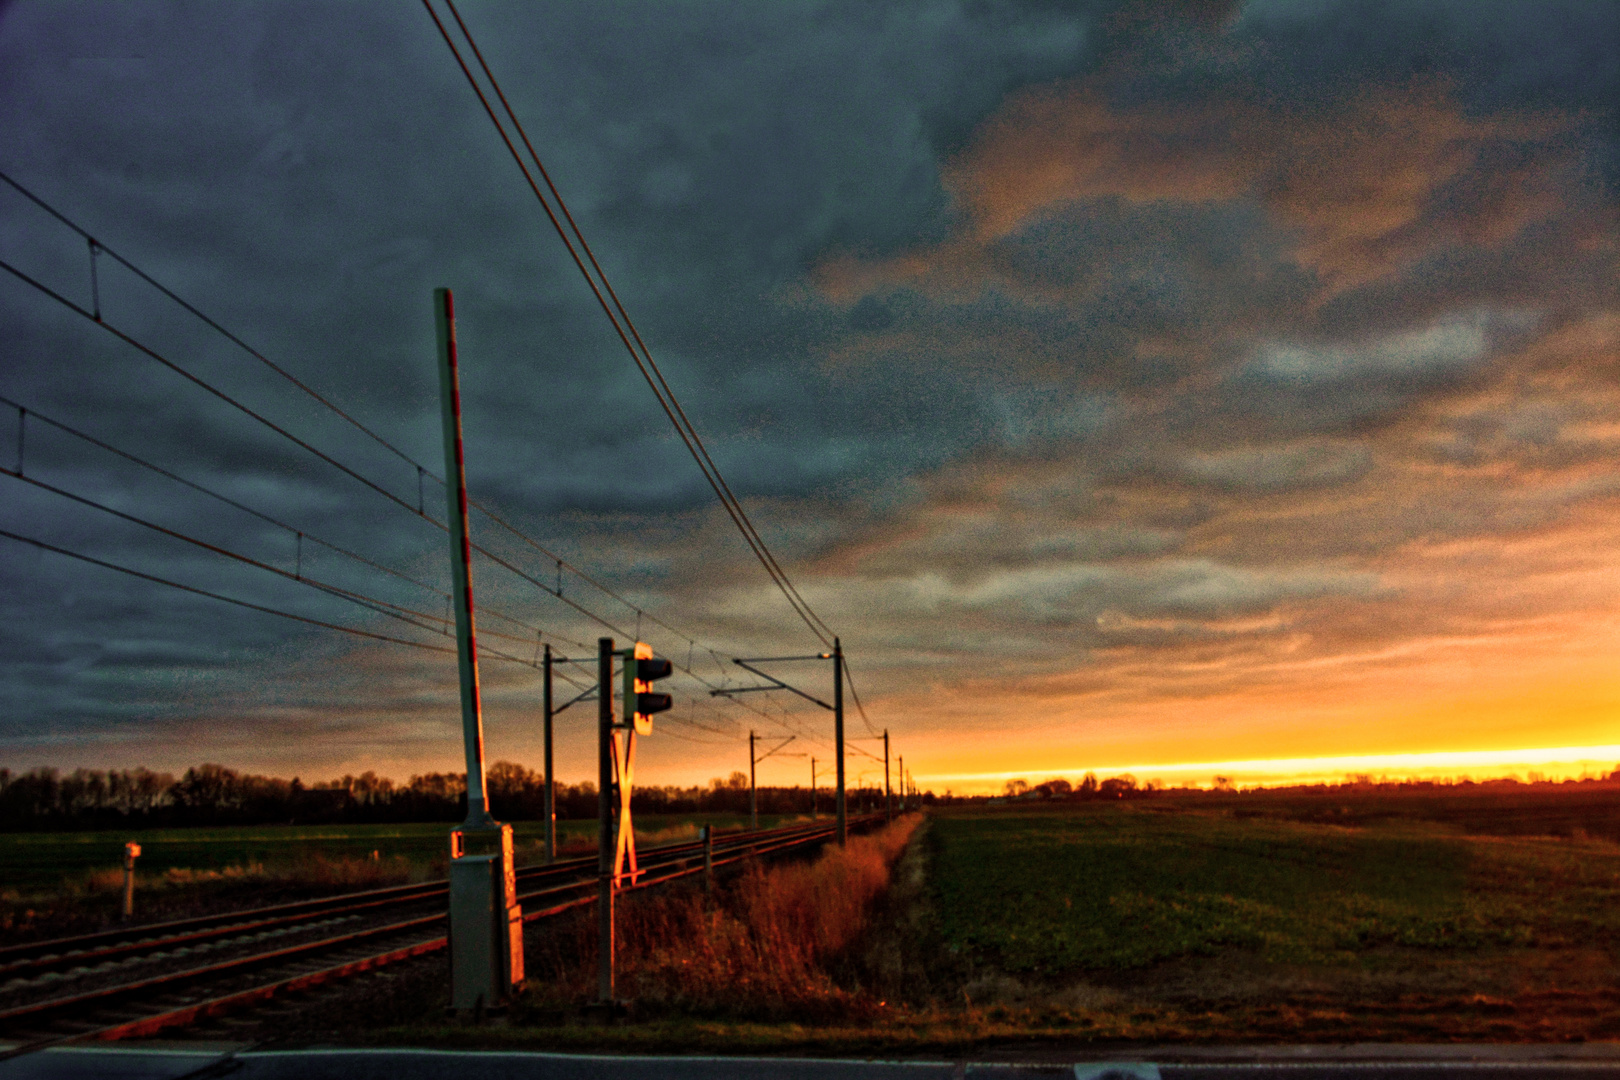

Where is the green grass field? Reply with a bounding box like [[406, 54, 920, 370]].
[[34, 797, 1615, 1050], [0, 812, 796, 897], [917, 802, 1620, 1041], [931, 807, 1502, 973]]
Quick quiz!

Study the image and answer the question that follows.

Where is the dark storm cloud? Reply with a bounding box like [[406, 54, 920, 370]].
[[793, 0, 1618, 734], [1, 0, 1615, 778], [0, 0, 1111, 766]]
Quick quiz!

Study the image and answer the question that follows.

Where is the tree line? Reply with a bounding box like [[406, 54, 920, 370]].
[[0, 763, 905, 830]]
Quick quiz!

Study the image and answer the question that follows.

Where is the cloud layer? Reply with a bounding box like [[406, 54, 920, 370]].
[[0, 0, 1616, 789]]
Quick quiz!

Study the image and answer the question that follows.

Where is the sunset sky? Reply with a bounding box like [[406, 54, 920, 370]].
[[1, 0, 1617, 794]]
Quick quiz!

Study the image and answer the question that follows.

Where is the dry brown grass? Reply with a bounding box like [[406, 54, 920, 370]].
[[528, 814, 922, 1020], [1, 851, 421, 942], [75, 852, 418, 894]]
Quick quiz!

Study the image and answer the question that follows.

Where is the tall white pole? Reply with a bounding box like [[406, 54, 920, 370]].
[[435, 288, 492, 828]]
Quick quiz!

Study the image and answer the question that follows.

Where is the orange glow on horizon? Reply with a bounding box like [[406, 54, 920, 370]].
[[926, 743, 1620, 793]]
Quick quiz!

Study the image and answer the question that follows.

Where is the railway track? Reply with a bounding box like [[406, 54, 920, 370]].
[[0, 813, 884, 1051]]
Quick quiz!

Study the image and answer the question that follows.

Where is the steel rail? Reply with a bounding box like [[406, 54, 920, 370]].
[[0, 815, 885, 1047], [0, 891, 431, 981], [75, 816, 871, 1043], [0, 817, 868, 982], [0, 878, 445, 969], [0, 911, 448, 1027]]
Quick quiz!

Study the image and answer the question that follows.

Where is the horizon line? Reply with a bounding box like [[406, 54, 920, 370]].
[[926, 742, 1620, 787]]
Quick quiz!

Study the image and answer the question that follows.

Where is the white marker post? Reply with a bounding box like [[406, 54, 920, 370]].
[[121, 841, 141, 921]]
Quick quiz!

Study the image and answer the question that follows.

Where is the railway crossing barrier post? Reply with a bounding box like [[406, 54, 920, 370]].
[[435, 287, 494, 833], [121, 841, 141, 920], [448, 823, 523, 1012], [437, 288, 521, 1013]]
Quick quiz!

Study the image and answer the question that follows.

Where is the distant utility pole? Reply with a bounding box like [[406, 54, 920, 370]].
[[750, 731, 798, 830], [597, 636, 615, 1004], [898, 755, 904, 812], [810, 756, 817, 819], [883, 729, 891, 821], [710, 640, 846, 845], [543, 643, 555, 863], [834, 637, 845, 846]]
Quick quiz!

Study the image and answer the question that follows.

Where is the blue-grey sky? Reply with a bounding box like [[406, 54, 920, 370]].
[[1, 0, 1616, 790]]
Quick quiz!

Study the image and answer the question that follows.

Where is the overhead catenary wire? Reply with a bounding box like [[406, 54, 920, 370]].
[[0, 426, 760, 739], [0, 255, 728, 688], [423, 0, 836, 648], [0, 168, 425, 477], [0, 392, 593, 652], [0, 257, 430, 526], [0, 483, 750, 747], [439, 0, 836, 648], [842, 661, 879, 736], [0, 171, 859, 745], [0, 464, 570, 661], [0, 172, 767, 711], [0, 518, 712, 740], [0, 460, 742, 741], [0, 526, 454, 655]]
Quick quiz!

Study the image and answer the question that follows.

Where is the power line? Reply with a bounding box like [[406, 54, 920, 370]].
[[427, 2, 889, 745], [0, 464, 564, 659], [0, 418, 773, 736], [0, 457, 755, 734], [0, 392, 595, 653], [0, 253, 731, 686], [0, 526, 453, 655], [0, 257, 428, 524], [842, 660, 879, 736], [0, 172, 760, 704], [0, 168, 426, 477], [424, 0, 836, 648], [0, 172, 862, 739], [440, 0, 834, 646]]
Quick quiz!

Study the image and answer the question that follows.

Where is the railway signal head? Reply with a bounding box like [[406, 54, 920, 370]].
[[622, 641, 673, 735]]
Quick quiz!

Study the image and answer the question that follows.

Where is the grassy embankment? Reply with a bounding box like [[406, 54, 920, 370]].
[[0, 813, 794, 941]]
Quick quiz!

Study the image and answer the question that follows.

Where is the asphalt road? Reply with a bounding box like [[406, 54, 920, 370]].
[[4, 1047, 1620, 1080]]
